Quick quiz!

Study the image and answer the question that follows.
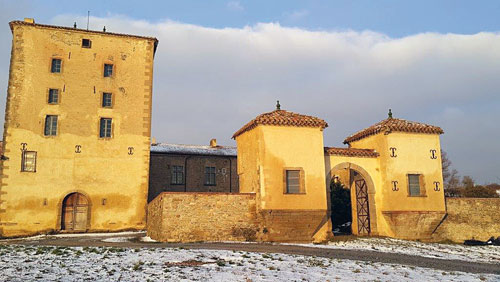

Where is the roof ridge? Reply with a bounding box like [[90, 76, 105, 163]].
[[343, 117, 443, 144], [232, 109, 328, 139], [9, 20, 158, 42], [154, 143, 236, 149]]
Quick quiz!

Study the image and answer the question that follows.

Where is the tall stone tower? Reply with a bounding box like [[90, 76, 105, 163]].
[[0, 18, 158, 237]]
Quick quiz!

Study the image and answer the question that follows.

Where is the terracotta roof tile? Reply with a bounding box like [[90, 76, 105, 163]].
[[232, 110, 328, 139], [9, 21, 158, 43], [344, 118, 444, 144], [325, 147, 379, 158]]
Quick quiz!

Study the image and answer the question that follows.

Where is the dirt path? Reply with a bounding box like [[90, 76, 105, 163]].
[[2, 232, 499, 275]]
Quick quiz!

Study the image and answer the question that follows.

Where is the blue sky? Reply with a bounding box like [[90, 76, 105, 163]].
[[10, 0, 500, 37], [1, 1, 500, 184]]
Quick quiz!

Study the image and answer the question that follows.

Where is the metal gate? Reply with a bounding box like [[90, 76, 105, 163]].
[[355, 179, 370, 235]]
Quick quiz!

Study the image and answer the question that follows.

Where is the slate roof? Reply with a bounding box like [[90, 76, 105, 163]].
[[9, 20, 158, 44], [151, 143, 237, 157], [232, 110, 328, 139], [344, 118, 444, 144], [325, 147, 379, 158]]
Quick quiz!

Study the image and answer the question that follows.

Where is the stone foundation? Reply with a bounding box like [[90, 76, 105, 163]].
[[432, 198, 500, 243], [382, 211, 446, 240], [258, 210, 331, 242]]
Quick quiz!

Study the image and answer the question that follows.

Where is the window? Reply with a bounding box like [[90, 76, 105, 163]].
[[82, 39, 92, 48], [99, 118, 112, 138], [104, 64, 113, 77], [51, 59, 62, 73], [286, 170, 301, 194], [171, 165, 184, 185], [48, 89, 59, 104], [408, 174, 422, 196], [44, 115, 58, 136], [102, 93, 112, 107], [21, 151, 37, 172], [204, 167, 216, 186]]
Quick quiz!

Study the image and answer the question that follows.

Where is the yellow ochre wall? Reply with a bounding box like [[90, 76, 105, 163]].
[[0, 21, 156, 237], [236, 125, 332, 242], [326, 131, 446, 239]]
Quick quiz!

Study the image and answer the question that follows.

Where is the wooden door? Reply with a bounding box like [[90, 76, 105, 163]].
[[62, 193, 88, 231], [355, 179, 370, 235]]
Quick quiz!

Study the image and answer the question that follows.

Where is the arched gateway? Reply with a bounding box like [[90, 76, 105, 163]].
[[61, 193, 89, 231]]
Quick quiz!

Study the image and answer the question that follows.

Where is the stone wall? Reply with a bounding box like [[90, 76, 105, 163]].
[[147, 192, 257, 242], [432, 198, 500, 242]]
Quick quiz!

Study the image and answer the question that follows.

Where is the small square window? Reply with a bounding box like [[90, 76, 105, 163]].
[[48, 89, 59, 104], [51, 59, 61, 73], [102, 93, 112, 108], [204, 166, 216, 186], [82, 39, 92, 48], [408, 174, 422, 196], [286, 170, 301, 194], [44, 115, 58, 136], [99, 118, 112, 138], [104, 64, 113, 77], [21, 151, 37, 172]]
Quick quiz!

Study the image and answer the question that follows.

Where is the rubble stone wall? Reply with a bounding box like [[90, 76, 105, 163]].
[[432, 198, 500, 242], [147, 192, 258, 242]]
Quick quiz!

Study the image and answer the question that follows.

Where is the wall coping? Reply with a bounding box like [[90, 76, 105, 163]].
[[158, 192, 256, 196], [445, 197, 500, 201]]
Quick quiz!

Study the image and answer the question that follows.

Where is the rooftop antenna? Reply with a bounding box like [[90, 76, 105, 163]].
[[87, 11, 90, 30]]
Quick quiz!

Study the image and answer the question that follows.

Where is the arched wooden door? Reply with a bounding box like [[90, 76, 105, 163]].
[[355, 179, 370, 235], [61, 193, 89, 231]]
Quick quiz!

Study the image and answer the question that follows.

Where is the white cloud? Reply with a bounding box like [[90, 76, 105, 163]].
[[227, 1, 244, 11], [2, 14, 499, 183]]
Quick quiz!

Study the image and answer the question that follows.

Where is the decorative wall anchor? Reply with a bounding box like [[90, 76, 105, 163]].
[[430, 149, 438, 159], [20, 143, 28, 151], [389, 147, 397, 158], [391, 181, 399, 191], [433, 181, 441, 191], [128, 147, 134, 155], [75, 145, 82, 153]]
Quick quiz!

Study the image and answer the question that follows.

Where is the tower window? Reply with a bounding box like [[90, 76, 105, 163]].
[[44, 115, 58, 136], [82, 39, 92, 48], [104, 64, 113, 77], [48, 89, 59, 104], [51, 59, 62, 73], [21, 151, 37, 172], [102, 93, 112, 108], [408, 174, 423, 196], [99, 118, 112, 138]]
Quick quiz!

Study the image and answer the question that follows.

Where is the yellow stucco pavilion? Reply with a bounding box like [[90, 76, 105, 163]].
[[234, 104, 446, 240]]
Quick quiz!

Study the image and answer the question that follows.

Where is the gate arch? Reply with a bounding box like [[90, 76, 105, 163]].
[[327, 162, 378, 235]]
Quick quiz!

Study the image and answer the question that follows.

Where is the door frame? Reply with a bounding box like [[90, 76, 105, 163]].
[[58, 191, 92, 232]]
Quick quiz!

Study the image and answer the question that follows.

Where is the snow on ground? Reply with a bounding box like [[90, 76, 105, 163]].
[[0, 244, 497, 282], [292, 237, 500, 264], [0, 231, 145, 242]]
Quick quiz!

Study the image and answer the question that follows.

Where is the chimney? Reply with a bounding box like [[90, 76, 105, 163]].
[[24, 18, 35, 24], [210, 139, 217, 148], [151, 137, 157, 145]]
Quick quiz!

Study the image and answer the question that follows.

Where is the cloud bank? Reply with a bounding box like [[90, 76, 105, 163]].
[[4, 14, 500, 183]]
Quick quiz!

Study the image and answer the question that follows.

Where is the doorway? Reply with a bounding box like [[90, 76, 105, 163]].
[[61, 193, 89, 231]]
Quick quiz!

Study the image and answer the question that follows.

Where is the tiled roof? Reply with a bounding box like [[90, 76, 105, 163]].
[[9, 21, 158, 43], [151, 143, 237, 157], [343, 118, 444, 144], [325, 147, 379, 158], [232, 110, 328, 139]]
